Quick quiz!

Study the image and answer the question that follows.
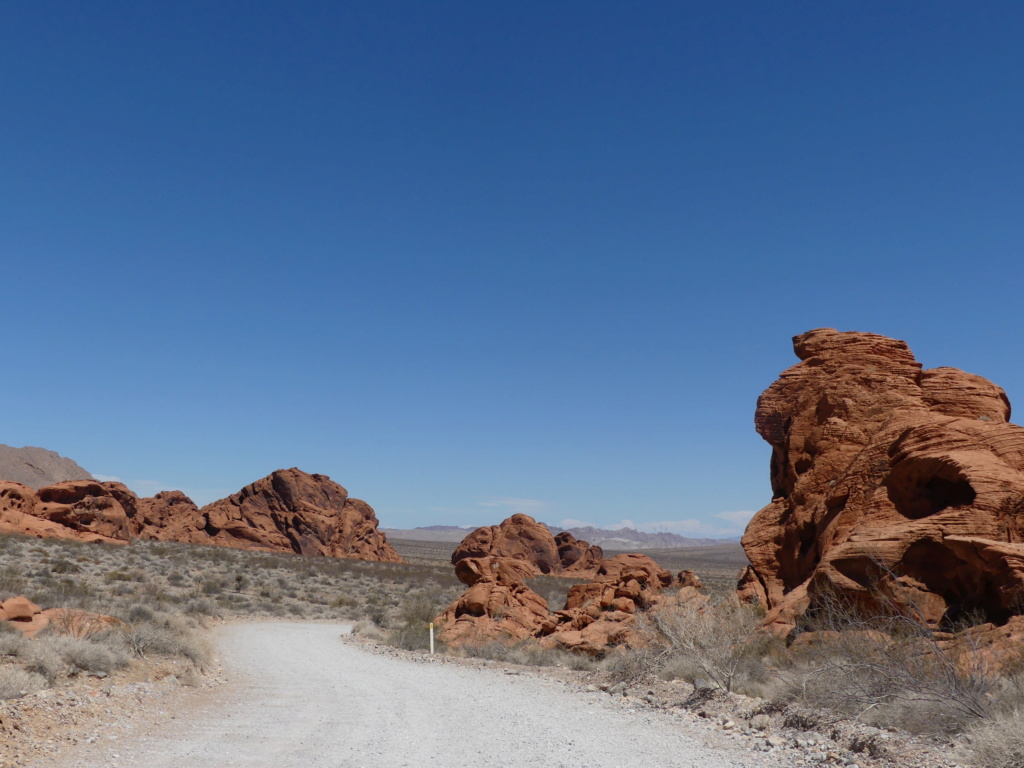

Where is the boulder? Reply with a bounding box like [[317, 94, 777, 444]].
[[0, 596, 48, 637], [741, 329, 1024, 633], [437, 556, 554, 645], [195, 468, 402, 561], [452, 514, 604, 578]]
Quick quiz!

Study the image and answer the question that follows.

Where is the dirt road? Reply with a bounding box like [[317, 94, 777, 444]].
[[47, 622, 781, 768]]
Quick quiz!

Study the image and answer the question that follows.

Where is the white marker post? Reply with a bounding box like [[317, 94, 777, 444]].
[[429, 622, 435, 655]]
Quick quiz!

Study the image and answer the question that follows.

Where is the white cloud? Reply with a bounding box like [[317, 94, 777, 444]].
[[92, 474, 121, 482], [713, 510, 757, 526]]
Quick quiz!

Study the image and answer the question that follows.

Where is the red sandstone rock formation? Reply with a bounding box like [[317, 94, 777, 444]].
[[451, 514, 604, 578], [133, 490, 206, 542], [437, 546, 707, 653], [0, 597, 123, 639], [437, 556, 555, 645], [739, 328, 1024, 634], [1, 469, 400, 563], [0, 480, 131, 544], [195, 468, 401, 561], [542, 554, 676, 654]]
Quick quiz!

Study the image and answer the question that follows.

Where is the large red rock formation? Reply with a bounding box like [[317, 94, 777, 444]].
[[451, 514, 604, 578], [437, 547, 706, 653], [1, 469, 400, 563], [739, 328, 1024, 634], [0, 480, 131, 544], [195, 468, 401, 561]]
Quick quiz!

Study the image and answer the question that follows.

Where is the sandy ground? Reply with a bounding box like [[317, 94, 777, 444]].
[[35, 621, 789, 768]]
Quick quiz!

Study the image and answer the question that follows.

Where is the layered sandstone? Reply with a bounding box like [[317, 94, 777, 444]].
[[451, 514, 604, 578], [739, 328, 1024, 633]]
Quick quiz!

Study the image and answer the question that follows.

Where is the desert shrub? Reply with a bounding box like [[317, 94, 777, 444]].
[[184, 598, 218, 616], [118, 622, 210, 667], [777, 589, 1019, 734], [0, 667, 47, 699], [637, 594, 772, 693], [38, 635, 130, 674], [387, 592, 448, 651], [23, 645, 63, 683], [0, 632, 30, 657], [453, 638, 596, 669]]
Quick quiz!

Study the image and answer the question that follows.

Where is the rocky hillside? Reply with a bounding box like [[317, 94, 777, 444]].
[[0, 445, 92, 488]]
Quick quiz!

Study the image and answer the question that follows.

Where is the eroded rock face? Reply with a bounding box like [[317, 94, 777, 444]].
[[0, 480, 132, 543], [196, 468, 402, 561], [740, 328, 1024, 633], [133, 490, 206, 542], [451, 514, 604, 578]]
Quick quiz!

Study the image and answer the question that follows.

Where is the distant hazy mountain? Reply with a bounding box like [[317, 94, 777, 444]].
[[0, 444, 94, 489], [381, 525, 475, 543], [382, 522, 731, 548], [543, 524, 727, 549]]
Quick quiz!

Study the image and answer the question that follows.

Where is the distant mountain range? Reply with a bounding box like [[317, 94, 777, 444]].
[[382, 523, 734, 548], [0, 444, 93, 489]]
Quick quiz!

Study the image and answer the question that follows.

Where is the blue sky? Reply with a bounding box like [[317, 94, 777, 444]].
[[2, 3, 1022, 537]]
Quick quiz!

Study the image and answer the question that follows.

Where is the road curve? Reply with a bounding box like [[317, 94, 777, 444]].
[[51, 622, 777, 768]]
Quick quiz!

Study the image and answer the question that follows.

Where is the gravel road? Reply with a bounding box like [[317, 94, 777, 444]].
[[52, 622, 783, 768]]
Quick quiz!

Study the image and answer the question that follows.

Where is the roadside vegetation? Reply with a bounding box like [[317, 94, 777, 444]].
[[0, 532, 461, 701]]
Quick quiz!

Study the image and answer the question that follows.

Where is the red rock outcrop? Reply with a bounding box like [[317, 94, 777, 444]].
[[740, 328, 1024, 634], [451, 514, 604, 578], [0, 469, 400, 563], [0, 596, 48, 637], [132, 490, 206, 541], [0, 597, 123, 639], [437, 547, 707, 654], [195, 468, 401, 561], [437, 556, 555, 645], [0, 480, 131, 544]]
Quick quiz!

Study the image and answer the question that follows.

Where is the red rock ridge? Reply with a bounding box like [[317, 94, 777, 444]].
[[0, 469, 401, 564]]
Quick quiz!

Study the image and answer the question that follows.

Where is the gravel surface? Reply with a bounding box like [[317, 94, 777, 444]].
[[41, 621, 787, 768]]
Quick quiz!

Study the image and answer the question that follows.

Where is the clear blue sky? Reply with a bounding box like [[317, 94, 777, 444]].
[[3, 3, 1022, 536]]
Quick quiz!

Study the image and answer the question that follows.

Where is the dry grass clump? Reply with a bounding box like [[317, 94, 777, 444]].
[[960, 708, 1024, 768], [0, 666, 46, 699], [451, 638, 598, 671]]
